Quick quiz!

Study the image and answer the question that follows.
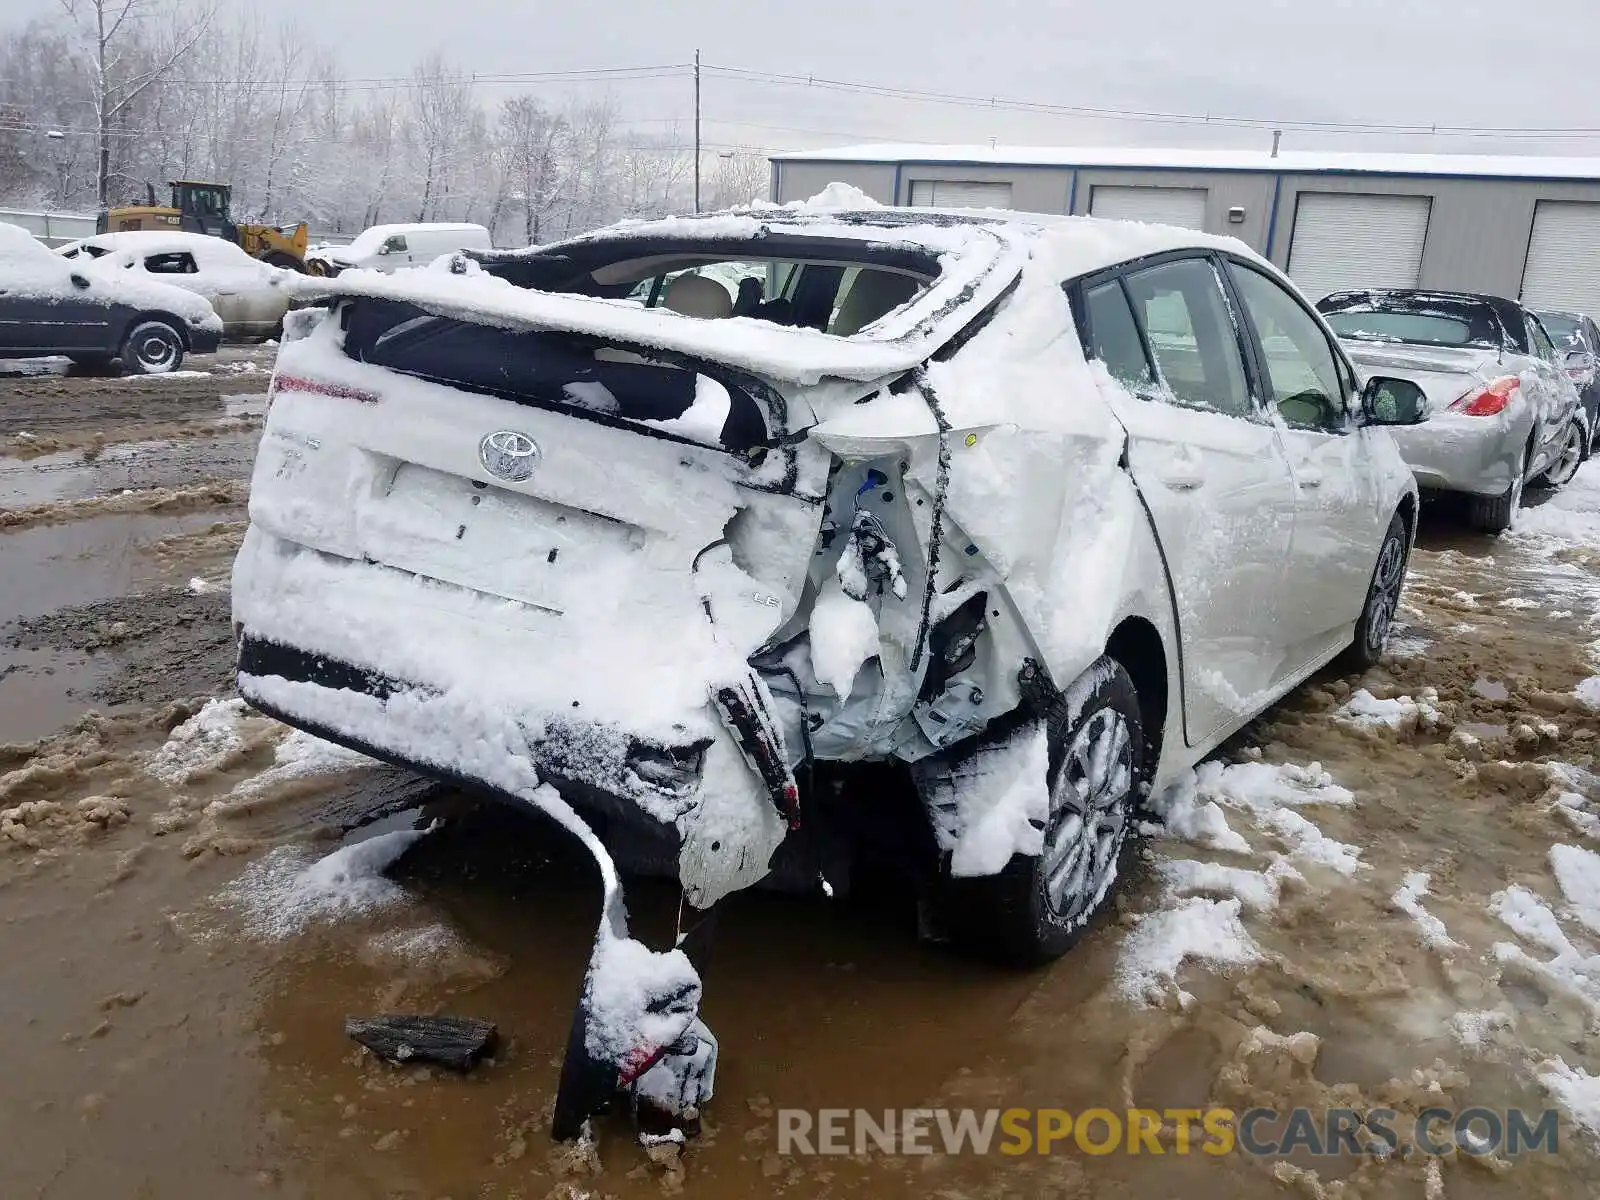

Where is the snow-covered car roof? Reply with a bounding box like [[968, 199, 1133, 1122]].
[[291, 205, 1263, 385], [70, 230, 262, 266], [0, 222, 222, 331]]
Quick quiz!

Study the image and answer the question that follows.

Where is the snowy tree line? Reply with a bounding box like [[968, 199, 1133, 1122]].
[[0, 1, 770, 244]]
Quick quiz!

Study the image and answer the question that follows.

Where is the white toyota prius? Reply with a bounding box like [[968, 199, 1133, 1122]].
[[232, 200, 1422, 1134]]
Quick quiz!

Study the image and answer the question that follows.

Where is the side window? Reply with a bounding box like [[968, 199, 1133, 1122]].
[[1122, 258, 1254, 418], [144, 252, 198, 274], [384, 235, 408, 253], [1228, 264, 1347, 432], [1083, 279, 1154, 391]]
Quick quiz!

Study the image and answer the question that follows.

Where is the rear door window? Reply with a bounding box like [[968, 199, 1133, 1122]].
[[1122, 257, 1255, 418], [1082, 279, 1154, 392], [144, 252, 198, 274], [1527, 315, 1560, 365]]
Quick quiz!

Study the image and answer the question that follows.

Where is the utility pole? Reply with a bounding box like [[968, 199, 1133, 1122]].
[[1271, 129, 1282, 159], [693, 49, 702, 213]]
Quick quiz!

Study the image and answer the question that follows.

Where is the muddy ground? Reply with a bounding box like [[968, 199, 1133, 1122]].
[[3, 362, 1600, 1199]]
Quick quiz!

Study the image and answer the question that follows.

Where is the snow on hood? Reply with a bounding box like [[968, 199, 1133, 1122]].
[[0, 222, 222, 332]]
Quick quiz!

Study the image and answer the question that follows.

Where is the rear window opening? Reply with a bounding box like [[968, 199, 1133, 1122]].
[[483, 239, 940, 337], [341, 299, 772, 453], [1318, 294, 1505, 350]]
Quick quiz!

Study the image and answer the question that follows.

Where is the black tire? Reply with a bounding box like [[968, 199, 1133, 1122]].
[[119, 320, 184, 375], [933, 656, 1145, 965], [1468, 443, 1528, 534], [1341, 512, 1410, 671], [1533, 419, 1585, 490]]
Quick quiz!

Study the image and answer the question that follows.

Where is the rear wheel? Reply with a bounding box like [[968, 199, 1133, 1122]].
[[1534, 420, 1584, 490], [1468, 443, 1528, 534], [1342, 512, 1409, 670], [119, 321, 184, 375], [934, 657, 1144, 965]]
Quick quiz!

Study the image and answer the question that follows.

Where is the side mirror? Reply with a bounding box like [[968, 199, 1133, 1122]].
[[1361, 376, 1428, 426], [375, 243, 391, 255], [70, 273, 91, 290], [1565, 347, 1596, 378]]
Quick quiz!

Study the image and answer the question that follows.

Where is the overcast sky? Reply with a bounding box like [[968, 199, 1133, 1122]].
[[17, 0, 1600, 157]]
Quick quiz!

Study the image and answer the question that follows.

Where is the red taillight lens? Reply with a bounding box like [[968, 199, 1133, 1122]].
[[1450, 376, 1519, 417], [272, 374, 381, 405]]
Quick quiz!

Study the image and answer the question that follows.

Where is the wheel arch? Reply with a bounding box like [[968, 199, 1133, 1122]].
[[123, 310, 193, 351], [1104, 615, 1168, 783]]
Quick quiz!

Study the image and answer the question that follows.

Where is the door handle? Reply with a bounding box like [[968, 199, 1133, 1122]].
[[1155, 462, 1204, 491]]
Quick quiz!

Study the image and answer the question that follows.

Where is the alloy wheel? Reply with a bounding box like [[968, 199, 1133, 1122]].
[[1042, 707, 1134, 922]]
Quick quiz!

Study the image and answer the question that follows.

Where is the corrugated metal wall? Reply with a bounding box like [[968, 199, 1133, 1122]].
[[771, 157, 1600, 302]]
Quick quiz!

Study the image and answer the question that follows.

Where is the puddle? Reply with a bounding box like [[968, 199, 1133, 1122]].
[[0, 431, 260, 508], [1473, 677, 1510, 701]]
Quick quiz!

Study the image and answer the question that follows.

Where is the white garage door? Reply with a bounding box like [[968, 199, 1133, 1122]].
[[1088, 185, 1207, 229], [1286, 193, 1431, 303], [1521, 201, 1600, 318], [907, 180, 1013, 210]]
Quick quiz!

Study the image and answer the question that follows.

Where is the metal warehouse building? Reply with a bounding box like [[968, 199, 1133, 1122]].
[[769, 145, 1600, 315]]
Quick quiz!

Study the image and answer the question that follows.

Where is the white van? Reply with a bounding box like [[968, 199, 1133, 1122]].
[[307, 222, 491, 276]]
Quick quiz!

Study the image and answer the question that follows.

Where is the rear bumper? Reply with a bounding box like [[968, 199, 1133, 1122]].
[[237, 634, 714, 830], [1387, 411, 1529, 497]]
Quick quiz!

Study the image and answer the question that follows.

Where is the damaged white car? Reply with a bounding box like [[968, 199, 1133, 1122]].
[[232, 203, 1422, 1137]]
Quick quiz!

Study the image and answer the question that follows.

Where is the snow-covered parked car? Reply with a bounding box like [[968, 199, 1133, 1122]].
[[61, 230, 292, 341], [0, 222, 222, 373], [1317, 289, 1586, 532], [304, 222, 492, 276], [232, 203, 1423, 1136]]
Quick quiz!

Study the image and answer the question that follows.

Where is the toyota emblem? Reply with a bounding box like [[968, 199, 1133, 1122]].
[[478, 430, 541, 482]]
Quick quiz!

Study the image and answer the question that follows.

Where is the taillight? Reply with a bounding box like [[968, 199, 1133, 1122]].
[[272, 374, 381, 405], [1450, 376, 1519, 417]]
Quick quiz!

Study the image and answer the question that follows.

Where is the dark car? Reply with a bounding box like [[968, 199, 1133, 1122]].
[[0, 222, 223, 373], [1537, 309, 1600, 453]]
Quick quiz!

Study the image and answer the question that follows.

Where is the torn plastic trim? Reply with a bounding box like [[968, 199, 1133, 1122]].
[[713, 674, 803, 830]]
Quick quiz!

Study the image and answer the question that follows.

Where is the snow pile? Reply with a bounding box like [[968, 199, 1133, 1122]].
[[808, 576, 880, 701], [925, 723, 1051, 877], [800, 182, 881, 209], [1156, 857, 1299, 915], [1489, 885, 1600, 1028], [1550, 844, 1600, 936], [1576, 677, 1600, 710], [223, 730, 372, 802], [146, 699, 250, 784], [1449, 1009, 1513, 1050], [1149, 759, 1361, 875], [1540, 1060, 1600, 1146], [1391, 872, 1461, 951], [1333, 688, 1442, 733], [1116, 896, 1263, 1001], [217, 823, 435, 940]]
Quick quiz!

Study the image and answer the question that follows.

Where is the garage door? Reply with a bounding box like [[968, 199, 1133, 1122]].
[[906, 180, 1013, 210], [1089, 185, 1207, 229], [1521, 201, 1600, 318], [1286, 193, 1431, 302]]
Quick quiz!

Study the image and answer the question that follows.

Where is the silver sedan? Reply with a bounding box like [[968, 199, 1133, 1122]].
[[1318, 289, 1585, 532]]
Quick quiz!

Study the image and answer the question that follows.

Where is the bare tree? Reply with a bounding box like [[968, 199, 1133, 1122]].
[[498, 95, 566, 245], [57, 0, 216, 206], [706, 150, 769, 210]]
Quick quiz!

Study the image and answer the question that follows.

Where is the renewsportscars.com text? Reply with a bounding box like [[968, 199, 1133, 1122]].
[[777, 1107, 1562, 1158]]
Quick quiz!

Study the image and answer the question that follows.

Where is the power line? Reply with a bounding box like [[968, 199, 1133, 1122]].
[[699, 63, 1600, 141]]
